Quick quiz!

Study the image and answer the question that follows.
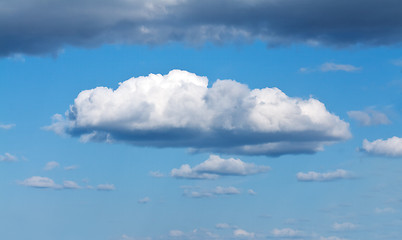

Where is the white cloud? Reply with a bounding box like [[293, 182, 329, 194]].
[[63, 180, 81, 189], [320, 63, 361, 72], [169, 230, 184, 237], [320, 236, 348, 240], [0, 123, 15, 130], [149, 171, 164, 178], [64, 165, 78, 170], [296, 169, 351, 182], [215, 223, 232, 229], [271, 228, 303, 238], [138, 197, 150, 204], [47, 70, 350, 156], [347, 109, 390, 126], [184, 186, 241, 198], [171, 155, 270, 179], [248, 189, 256, 195], [0, 153, 18, 162], [44, 161, 60, 170], [332, 222, 357, 231], [375, 207, 396, 214], [361, 136, 402, 157], [97, 184, 116, 191], [19, 176, 61, 189], [233, 229, 255, 238]]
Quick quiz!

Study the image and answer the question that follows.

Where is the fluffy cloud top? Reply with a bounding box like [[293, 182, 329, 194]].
[[296, 169, 351, 182], [3, 0, 402, 56], [171, 155, 270, 179], [361, 137, 402, 157], [348, 109, 390, 126], [0, 153, 17, 162], [48, 70, 350, 156]]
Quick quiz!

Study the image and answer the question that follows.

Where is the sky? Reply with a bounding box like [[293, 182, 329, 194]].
[[1, 1, 402, 240]]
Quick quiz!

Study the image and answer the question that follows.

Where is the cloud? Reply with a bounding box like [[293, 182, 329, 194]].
[[296, 169, 351, 182], [4, 0, 402, 56], [332, 222, 357, 231], [171, 155, 270, 179], [169, 230, 184, 237], [44, 161, 60, 170], [271, 228, 303, 238], [300, 63, 361, 73], [64, 165, 79, 170], [215, 223, 232, 229], [19, 176, 61, 189], [149, 171, 165, 178], [47, 70, 350, 156], [361, 136, 402, 157], [247, 189, 256, 195], [184, 186, 241, 198], [138, 197, 150, 204], [320, 237, 348, 240], [347, 109, 390, 126], [0, 153, 18, 162], [96, 183, 116, 191], [233, 229, 255, 238], [63, 180, 81, 189], [0, 123, 15, 130], [375, 207, 396, 214]]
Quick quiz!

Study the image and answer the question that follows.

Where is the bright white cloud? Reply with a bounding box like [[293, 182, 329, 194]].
[[0, 153, 17, 162], [19, 176, 61, 189], [233, 229, 255, 238], [296, 169, 351, 182], [271, 228, 303, 237], [361, 137, 402, 157], [44, 161, 60, 170], [332, 222, 357, 231], [320, 62, 361, 72], [97, 184, 116, 191], [63, 180, 81, 189], [171, 155, 270, 179], [47, 70, 350, 156], [138, 197, 150, 204], [0, 123, 15, 130], [347, 109, 390, 126], [169, 230, 184, 237]]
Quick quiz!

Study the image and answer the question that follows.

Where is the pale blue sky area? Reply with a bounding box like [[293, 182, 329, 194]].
[[1, 1, 402, 240]]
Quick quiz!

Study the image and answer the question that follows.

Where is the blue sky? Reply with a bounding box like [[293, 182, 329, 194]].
[[1, 1, 402, 240]]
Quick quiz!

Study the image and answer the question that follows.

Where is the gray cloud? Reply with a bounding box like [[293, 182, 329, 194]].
[[3, 0, 402, 57], [47, 70, 350, 156]]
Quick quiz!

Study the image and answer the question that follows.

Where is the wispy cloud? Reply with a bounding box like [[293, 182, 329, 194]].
[[297, 169, 352, 182], [43, 161, 60, 171], [332, 222, 357, 231], [138, 197, 150, 204], [149, 171, 165, 178], [0, 123, 15, 130], [96, 184, 116, 191], [375, 207, 396, 214], [271, 228, 304, 238], [184, 186, 241, 198], [0, 153, 18, 162], [300, 62, 361, 73], [347, 109, 390, 126]]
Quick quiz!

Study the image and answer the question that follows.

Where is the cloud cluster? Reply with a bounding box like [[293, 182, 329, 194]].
[[0, 153, 17, 162], [19, 176, 115, 191], [171, 155, 270, 179], [296, 169, 351, 182], [361, 137, 402, 157], [48, 70, 350, 156], [347, 109, 390, 126], [3, 0, 402, 56]]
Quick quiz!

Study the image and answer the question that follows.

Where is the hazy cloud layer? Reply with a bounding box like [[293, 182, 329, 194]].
[[348, 109, 390, 126], [296, 169, 351, 182], [361, 136, 402, 157], [3, 0, 402, 56], [171, 155, 270, 179], [48, 70, 350, 156]]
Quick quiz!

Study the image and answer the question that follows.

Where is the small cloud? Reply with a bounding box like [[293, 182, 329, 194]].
[[149, 171, 164, 178], [375, 207, 396, 214], [96, 183, 115, 191], [271, 228, 303, 238], [214, 186, 241, 195], [0, 153, 18, 162], [247, 189, 256, 195], [233, 229, 255, 238], [332, 222, 357, 231], [63, 180, 81, 189], [361, 136, 402, 157], [64, 165, 78, 171], [184, 186, 241, 198], [0, 123, 16, 130], [347, 109, 390, 126], [171, 155, 270, 179], [296, 169, 352, 182], [44, 161, 60, 171], [320, 62, 361, 72], [169, 230, 184, 237], [138, 197, 150, 204], [215, 223, 232, 229], [19, 176, 61, 189]]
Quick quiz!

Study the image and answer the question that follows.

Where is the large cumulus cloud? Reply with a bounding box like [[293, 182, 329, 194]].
[[3, 0, 402, 56], [47, 69, 350, 156]]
